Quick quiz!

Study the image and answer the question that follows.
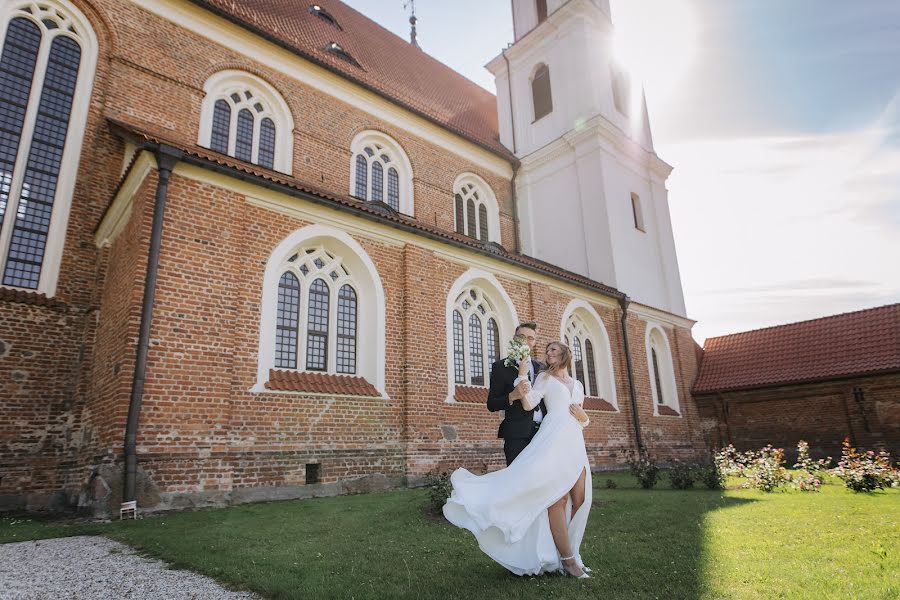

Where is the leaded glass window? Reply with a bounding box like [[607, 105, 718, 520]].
[[468, 314, 484, 386], [204, 85, 278, 168], [305, 278, 330, 371], [452, 287, 502, 387], [572, 336, 586, 391], [336, 284, 357, 374], [584, 338, 597, 397], [371, 161, 383, 202], [454, 180, 493, 242], [452, 310, 465, 384], [354, 154, 367, 199], [210, 99, 230, 154], [275, 272, 301, 368], [1, 21, 80, 289], [258, 117, 276, 170], [387, 167, 399, 211]]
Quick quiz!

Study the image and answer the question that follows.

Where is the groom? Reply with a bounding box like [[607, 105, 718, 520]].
[[487, 321, 547, 466]]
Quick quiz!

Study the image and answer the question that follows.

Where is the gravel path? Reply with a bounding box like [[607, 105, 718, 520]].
[[0, 536, 261, 599]]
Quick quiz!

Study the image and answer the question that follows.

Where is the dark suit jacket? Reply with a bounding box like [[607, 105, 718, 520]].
[[486, 357, 545, 440]]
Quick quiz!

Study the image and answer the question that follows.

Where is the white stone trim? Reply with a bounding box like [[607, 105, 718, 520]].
[[198, 70, 294, 174], [444, 269, 519, 403], [132, 0, 513, 179], [253, 224, 386, 397], [0, 0, 99, 297], [349, 130, 414, 216], [452, 172, 500, 243], [628, 302, 695, 330], [95, 151, 156, 248], [644, 321, 680, 415], [559, 299, 618, 410]]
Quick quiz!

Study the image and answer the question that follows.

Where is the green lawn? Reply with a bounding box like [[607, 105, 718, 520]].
[[2, 473, 898, 599]]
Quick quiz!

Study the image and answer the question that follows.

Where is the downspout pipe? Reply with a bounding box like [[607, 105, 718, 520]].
[[123, 145, 182, 505], [618, 295, 645, 454]]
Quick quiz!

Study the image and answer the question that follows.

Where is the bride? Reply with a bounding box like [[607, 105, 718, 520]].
[[443, 341, 592, 578]]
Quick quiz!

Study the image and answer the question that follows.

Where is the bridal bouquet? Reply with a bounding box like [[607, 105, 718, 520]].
[[503, 337, 531, 368]]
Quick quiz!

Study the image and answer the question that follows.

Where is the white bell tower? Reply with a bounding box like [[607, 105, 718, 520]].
[[487, 0, 686, 316]]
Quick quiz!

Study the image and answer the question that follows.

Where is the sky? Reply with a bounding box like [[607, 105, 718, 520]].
[[342, 0, 900, 344]]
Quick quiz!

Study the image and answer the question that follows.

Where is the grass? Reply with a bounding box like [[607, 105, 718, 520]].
[[2, 472, 898, 599]]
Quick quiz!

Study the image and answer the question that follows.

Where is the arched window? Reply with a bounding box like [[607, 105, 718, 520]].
[[350, 131, 413, 215], [199, 70, 294, 173], [0, 2, 97, 295], [451, 287, 503, 386], [611, 63, 632, 116], [453, 174, 500, 243], [273, 247, 358, 374], [532, 64, 552, 121], [257, 225, 386, 395], [646, 324, 680, 415], [561, 301, 618, 409]]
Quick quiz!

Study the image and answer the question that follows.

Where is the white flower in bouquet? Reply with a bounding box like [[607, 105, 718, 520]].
[[503, 337, 531, 368]]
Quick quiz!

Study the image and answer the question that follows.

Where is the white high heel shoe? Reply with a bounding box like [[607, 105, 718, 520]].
[[559, 555, 590, 579]]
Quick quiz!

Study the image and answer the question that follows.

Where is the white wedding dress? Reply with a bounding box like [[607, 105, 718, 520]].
[[443, 373, 592, 576]]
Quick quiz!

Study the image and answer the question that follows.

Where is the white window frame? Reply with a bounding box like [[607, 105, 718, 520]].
[[444, 269, 518, 403], [349, 130, 414, 216], [645, 322, 680, 415], [0, 1, 98, 297], [453, 173, 501, 243], [560, 300, 618, 410], [254, 225, 385, 396], [198, 70, 294, 174]]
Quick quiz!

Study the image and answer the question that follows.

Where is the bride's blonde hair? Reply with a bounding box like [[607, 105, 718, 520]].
[[545, 341, 572, 375]]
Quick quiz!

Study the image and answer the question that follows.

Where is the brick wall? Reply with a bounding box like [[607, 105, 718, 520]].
[[695, 373, 900, 462]]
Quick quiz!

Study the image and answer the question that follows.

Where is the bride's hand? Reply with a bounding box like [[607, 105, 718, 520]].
[[569, 404, 588, 424], [518, 355, 530, 377]]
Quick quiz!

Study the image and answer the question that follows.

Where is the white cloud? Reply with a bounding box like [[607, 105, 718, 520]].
[[663, 94, 900, 343]]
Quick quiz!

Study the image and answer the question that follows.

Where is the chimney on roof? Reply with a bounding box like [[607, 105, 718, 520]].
[[404, 0, 420, 48]]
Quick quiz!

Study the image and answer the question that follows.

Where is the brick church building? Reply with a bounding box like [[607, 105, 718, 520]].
[[0, 0, 707, 515]]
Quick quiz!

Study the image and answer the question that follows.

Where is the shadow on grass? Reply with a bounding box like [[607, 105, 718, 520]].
[[1, 472, 757, 600]]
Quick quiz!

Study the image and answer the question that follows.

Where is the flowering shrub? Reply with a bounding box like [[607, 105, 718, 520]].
[[791, 440, 830, 492], [745, 445, 789, 492], [714, 444, 754, 478], [627, 451, 660, 489], [697, 461, 726, 490], [668, 461, 697, 489], [830, 438, 898, 492]]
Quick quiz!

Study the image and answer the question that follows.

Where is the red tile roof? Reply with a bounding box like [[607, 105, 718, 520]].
[[188, 0, 511, 159], [694, 303, 900, 393], [266, 369, 380, 396], [583, 397, 616, 412], [107, 119, 626, 301], [0, 287, 67, 309], [656, 404, 680, 416], [454, 385, 487, 404]]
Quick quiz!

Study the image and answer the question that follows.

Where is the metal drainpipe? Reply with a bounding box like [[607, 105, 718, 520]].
[[618, 295, 645, 453], [123, 145, 182, 506]]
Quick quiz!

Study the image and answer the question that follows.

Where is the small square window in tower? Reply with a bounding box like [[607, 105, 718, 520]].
[[306, 463, 321, 484]]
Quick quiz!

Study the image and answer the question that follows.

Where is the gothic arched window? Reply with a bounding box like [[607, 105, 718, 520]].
[[199, 70, 294, 173], [274, 247, 360, 375], [0, 2, 97, 294], [451, 288, 502, 386], [562, 304, 618, 408], [350, 131, 413, 214], [646, 324, 680, 415], [453, 174, 499, 243]]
